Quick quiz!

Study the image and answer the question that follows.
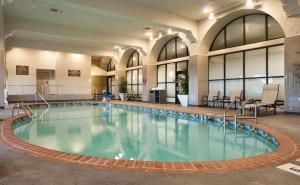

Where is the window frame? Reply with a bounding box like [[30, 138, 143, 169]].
[[210, 14, 285, 51], [158, 37, 189, 62], [208, 44, 284, 100], [107, 59, 115, 72]]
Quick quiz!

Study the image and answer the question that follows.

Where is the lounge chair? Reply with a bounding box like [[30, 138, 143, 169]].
[[203, 90, 219, 107], [221, 90, 243, 109], [243, 84, 280, 118]]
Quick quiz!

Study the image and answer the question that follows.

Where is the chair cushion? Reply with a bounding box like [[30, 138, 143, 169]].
[[261, 84, 279, 104]]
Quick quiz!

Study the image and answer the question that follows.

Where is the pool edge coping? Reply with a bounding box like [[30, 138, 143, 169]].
[[1, 102, 300, 174]]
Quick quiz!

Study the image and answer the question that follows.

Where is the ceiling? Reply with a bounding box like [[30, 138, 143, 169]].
[[4, 0, 247, 56], [125, 0, 245, 20]]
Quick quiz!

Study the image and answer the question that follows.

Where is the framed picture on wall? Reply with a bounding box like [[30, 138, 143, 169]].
[[16, 65, 29, 75], [68, 70, 81, 77]]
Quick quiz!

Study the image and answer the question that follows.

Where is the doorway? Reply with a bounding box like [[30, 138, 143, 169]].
[[36, 69, 55, 95]]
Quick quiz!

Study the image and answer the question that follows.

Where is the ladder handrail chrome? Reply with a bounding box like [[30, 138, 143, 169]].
[[223, 98, 255, 134], [35, 91, 50, 107]]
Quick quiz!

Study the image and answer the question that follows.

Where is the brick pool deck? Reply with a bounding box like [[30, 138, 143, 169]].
[[0, 101, 300, 173]]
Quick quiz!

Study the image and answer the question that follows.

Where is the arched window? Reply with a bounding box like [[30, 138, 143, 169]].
[[107, 59, 115, 72], [158, 37, 189, 61], [126, 50, 142, 97], [127, 50, 142, 67], [157, 37, 189, 103], [209, 14, 285, 100], [210, 14, 284, 51]]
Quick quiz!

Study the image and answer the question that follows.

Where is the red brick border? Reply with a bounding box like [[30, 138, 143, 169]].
[[1, 112, 300, 173]]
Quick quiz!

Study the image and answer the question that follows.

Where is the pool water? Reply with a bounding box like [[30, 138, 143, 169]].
[[13, 104, 276, 162]]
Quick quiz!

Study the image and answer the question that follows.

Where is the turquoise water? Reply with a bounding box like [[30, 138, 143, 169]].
[[13, 104, 275, 162]]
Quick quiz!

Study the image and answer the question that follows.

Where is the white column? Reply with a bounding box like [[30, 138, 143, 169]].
[[0, 4, 6, 108], [188, 55, 208, 105], [142, 64, 156, 102], [115, 69, 126, 100]]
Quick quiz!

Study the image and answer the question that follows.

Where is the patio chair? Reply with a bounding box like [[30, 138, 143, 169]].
[[126, 90, 135, 101], [243, 84, 280, 118], [221, 90, 243, 109], [203, 90, 219, 107]]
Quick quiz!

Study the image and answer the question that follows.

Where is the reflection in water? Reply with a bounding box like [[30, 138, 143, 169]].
[[14, 105, 275, 162]]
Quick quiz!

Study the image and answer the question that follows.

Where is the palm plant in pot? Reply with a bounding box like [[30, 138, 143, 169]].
[[176, 69, 189, 106], [119, 79, 127, 101]]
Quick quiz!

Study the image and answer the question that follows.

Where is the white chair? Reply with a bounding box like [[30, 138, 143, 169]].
[[203, 90, 219, 107], [221, 90, 243, 109], [243, 84, 280, 117]]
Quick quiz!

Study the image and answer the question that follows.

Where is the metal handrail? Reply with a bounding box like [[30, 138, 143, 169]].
[[224, 97, 239, 114], [92, 87, 98, 101], [24, 104, 36, 119], [12, 103, 20, 117], [223, 98, 255, 134], [35, 91, 50, 107], [19, 103, 36, 119]]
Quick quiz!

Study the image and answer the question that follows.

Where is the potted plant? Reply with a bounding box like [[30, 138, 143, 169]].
[[176, 69, 189, 106], [119, 79, 127, 101]]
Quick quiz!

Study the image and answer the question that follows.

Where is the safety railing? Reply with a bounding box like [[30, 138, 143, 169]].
[[7, 85, 93, 96], [223, 98, 255, 134], [12, 103, 36, 119]]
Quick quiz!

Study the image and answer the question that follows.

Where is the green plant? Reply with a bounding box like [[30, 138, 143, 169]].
[[176, 69, 189, 95], [119, 79, 127, 93]]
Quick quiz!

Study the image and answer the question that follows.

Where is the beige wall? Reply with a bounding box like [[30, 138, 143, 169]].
[[92, 76, 107, 94], [6, 48, 92, 95]]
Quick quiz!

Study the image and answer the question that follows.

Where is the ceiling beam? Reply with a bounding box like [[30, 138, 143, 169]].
[[6, 36, 120, 59], [5, 16, 148, 52]]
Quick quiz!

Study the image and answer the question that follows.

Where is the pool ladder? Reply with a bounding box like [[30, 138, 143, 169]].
[[35, 91, 50, 107], [223, 98, 256, 134], [12, 103, 36, 119]]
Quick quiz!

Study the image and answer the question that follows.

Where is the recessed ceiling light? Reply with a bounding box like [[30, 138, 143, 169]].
[[246, 0, 253, 6], [149, 35, 153, 41], [114, 46, 119, 49], [208, 12, 214, 20], [203, 7, 210, 14], [158, 33, 162, 38], [167, 29, 172, 34], [145, 32, 152, 36]]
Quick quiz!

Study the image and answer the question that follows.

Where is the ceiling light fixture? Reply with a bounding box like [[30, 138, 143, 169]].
[[208, 12, 214, 20], [158, 33, 162, 38], [149, 35, 154, 41], [203, 7, 210, 14], [167, 29, 172, 34], [146, 32, 152, 36], [246, 0, 253, 6], [114, 46, 119, 49]]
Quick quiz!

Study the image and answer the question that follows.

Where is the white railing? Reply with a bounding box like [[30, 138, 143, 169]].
[[7, 85, 93, 96]]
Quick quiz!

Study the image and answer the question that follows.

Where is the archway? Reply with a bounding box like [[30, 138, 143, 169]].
[[200, 9, 286, 106]]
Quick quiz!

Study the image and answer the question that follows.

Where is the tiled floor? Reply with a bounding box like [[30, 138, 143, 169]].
[[0, 101, 300, 184]]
